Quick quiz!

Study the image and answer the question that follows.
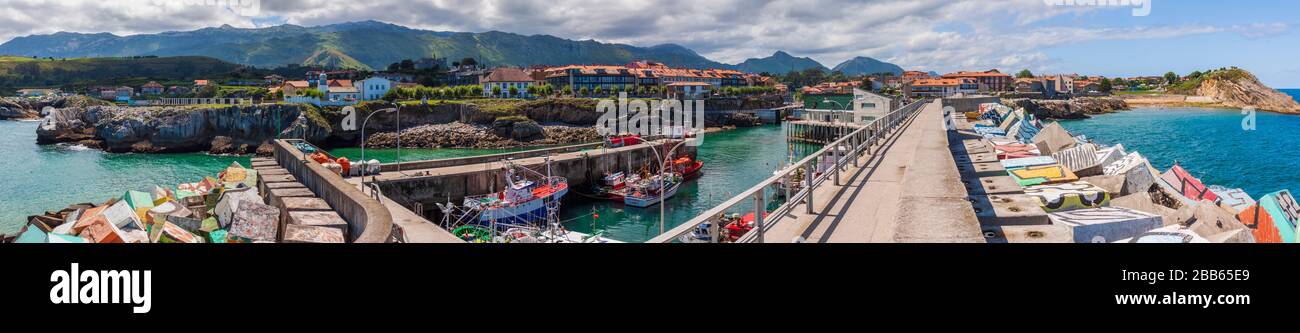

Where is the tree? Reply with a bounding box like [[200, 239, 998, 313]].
[[508, 85, 520, 98], [460, 57, 477, 68], [492, 85, 503, 97], [578, 87, 589, 96], [593, 86, 604, 96], [636, 86, 647, 96], [1188, 71, 1203, 80], [1164, 72, 1180, 85], [1098, 79, 1113, 93], [1016, 69, 1034, 78], [399, 59, 415, 71], [525, 85, 538, 97]]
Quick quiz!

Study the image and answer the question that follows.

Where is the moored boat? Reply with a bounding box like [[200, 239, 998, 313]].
[[673, 156, 704, 180], [462, 159, 569, 228], [623, 173, 682, 208]]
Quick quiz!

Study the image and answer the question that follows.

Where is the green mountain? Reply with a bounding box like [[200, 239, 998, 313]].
[[0, 21, 731, 71], [735, 51, 829, 74], [0, 55, 246, 93], [831, 56, 904, 76]]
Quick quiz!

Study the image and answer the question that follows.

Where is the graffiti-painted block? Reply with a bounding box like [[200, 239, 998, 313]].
[[1048, 207, 1162, 243], [1094, 144, 1127, 170], [1015, 118, 1041, 143], [101, 200, 144, 231], [1249, 190, 1300, 243], [1000, 156, 1057, 169], [1209, 186, 1254, 214], [1031, 123, 1076, 155], [1160, 164, 1219, 203], [1118, 225, 1210, 243], [993, 143, 1041, 160], [1102, 152, 1156, 196], [1008, 164, 1079, 186], [973, 126, 1006, 138], [1024, 181, 1111, 212], [964, 176, 1025, 195], [1238, 204, 1282, 243], [1052, 143, 1101, 176], [969, 195, 1049, 226], [282, 225, 345, 243], [229, 200, 281, 242], [154, 221, 204, 243], [215, 187, 261, 228], [78, 216, 126, 244]]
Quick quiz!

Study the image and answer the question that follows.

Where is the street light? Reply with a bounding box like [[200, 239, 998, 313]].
[[644, 137, 692, 235], [360, 107, 397, 194]]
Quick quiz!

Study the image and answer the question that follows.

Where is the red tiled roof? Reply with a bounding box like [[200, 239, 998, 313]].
[[483, 67, 534, 82]]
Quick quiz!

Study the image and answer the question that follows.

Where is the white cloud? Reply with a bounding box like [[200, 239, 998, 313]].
[[0, 0, 1285, 75]]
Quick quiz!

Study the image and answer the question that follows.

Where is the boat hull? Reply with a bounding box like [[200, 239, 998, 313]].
[[624, 183, 680, 208], [476, 187, 568, 227]]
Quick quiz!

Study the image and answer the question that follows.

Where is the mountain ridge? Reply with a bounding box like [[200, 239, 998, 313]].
[[0, 21, 904, 75]]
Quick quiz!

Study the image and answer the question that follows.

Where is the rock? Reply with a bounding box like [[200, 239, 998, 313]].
[[1196, 69, 1300, 114], [1004, 97, 1129, 120], [1109, 192, 1180, 226], [1186, 200, 1254, 243], [35, 103, 322, 153], [1081, 175, 1126, 196]]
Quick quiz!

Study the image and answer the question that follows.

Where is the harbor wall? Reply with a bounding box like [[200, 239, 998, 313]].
[[375, 140, 697, 219], [273, 140, 395, 243], [942, 96, 1001, 113]]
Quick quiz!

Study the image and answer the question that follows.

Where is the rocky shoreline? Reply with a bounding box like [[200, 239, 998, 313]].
[[1002, 96, 1130, 120], [363, 122, 601, 149]]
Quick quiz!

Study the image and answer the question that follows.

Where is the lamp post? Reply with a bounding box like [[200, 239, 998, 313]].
[[360, 107, 397, 194], [644, 138, 692, 235]]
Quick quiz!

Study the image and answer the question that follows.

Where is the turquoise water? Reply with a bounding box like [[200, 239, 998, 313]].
[[1057, 103, 1300, 200], [559, 125, 821, 242], [0, 120, 249, 235]]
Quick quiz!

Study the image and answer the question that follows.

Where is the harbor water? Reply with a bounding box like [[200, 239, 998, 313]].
[[1057, 105, 1300, 201], [0, 120, 249, 235]]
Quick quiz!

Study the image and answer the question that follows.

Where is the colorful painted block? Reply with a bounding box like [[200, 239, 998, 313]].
[[1015, 118, 1041, 143], [1000, 156, 1057, 169], [47, 233, 87, 243], [101, 200, 144, 231], [997, 109, 1023, 133], [208, 229, 229, 244], [973, 126, 1006, 138], [1094, 144, 1127, 168], [1160, 164, 1219, 203], [166, 215, 204, 235], [1119, 225, 1209, 243], [1238, 204, 1282, 243], [993, 143, 1041, 160], [229, 200, 281, 242], [15, 227, 47, 243], [1209, 186, 1255, 214], [78, 216, 126, 243], [1251, 190, 1300, 243], [1024, 181, 1111, 212], [1030, 122, 1076, 155], [154, 221, 204, 243], [1008, 164, 1079, 186], [1102, 152, 1156, 196], [121, 190, 155, 211], [1051, 143, 1101, 175], [1049, 207, 1163, 243], [215, 187, 262, 228], [282, 225, 345, 243]]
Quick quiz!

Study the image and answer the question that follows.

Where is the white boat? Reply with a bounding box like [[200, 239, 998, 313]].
[[624, 174, 681, 208]]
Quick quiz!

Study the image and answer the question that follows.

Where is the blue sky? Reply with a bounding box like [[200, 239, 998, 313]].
[[0, 0, 1296, 87], [1016, 0, 1298, 87]]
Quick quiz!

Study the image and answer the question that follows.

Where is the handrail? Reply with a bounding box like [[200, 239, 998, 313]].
[[646, 98, 931, 243]]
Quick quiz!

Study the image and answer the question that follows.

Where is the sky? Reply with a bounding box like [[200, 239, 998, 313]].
[[1, 0, 1297, 87]]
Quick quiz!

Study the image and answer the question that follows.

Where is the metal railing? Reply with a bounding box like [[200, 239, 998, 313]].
[[647, 99, 931, 243]]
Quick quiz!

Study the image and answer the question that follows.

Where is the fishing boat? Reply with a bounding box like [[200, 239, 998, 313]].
[[593, 171, 640, 201], [606, 134, 643, 148], [623, 173, 682, 208], [677, 222, 715, 243], [462, 158, 569, 228], [497, 226, 621, 243], [673, 156, 704, 180]]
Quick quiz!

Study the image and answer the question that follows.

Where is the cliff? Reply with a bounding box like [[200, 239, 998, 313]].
[[1194, 69, 1300, 113], [37, 103, 325, 154], [0, 95, 112, 120], [1124, 68, 1300, 114], [1003, 97, 1129, 120]]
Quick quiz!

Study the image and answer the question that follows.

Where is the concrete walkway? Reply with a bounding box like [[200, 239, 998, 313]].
[[346, 177, 464, 243], [761, 100, 984, 243]]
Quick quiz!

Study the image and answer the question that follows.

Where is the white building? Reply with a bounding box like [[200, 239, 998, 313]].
[[480, 67, 534, 98], [358, 77, 393, 101], [851, 88, 893, 123]]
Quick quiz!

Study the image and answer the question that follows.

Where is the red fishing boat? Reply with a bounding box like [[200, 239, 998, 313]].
[[606, 134, 643, 147], [673, 156, 704, 180]]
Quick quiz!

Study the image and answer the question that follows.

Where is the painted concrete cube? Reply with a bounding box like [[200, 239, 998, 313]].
[[1241, 190, 1300, 243], [1000, 156, 1057, 170], [1051, 143, 1102, 176], [1102, 152, 1157, 196], [1117, 225, 1209, 243], [1161, 164, 1219, 203], [1024, 181, 1111, 212], [1008, 164, 1079, 187], [229, 200, 281, 242], [1048, 207, 1162, 243]]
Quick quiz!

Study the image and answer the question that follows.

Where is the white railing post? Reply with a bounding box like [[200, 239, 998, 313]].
[[805, 162, 815, 214], [754, 190, 765, 243]]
